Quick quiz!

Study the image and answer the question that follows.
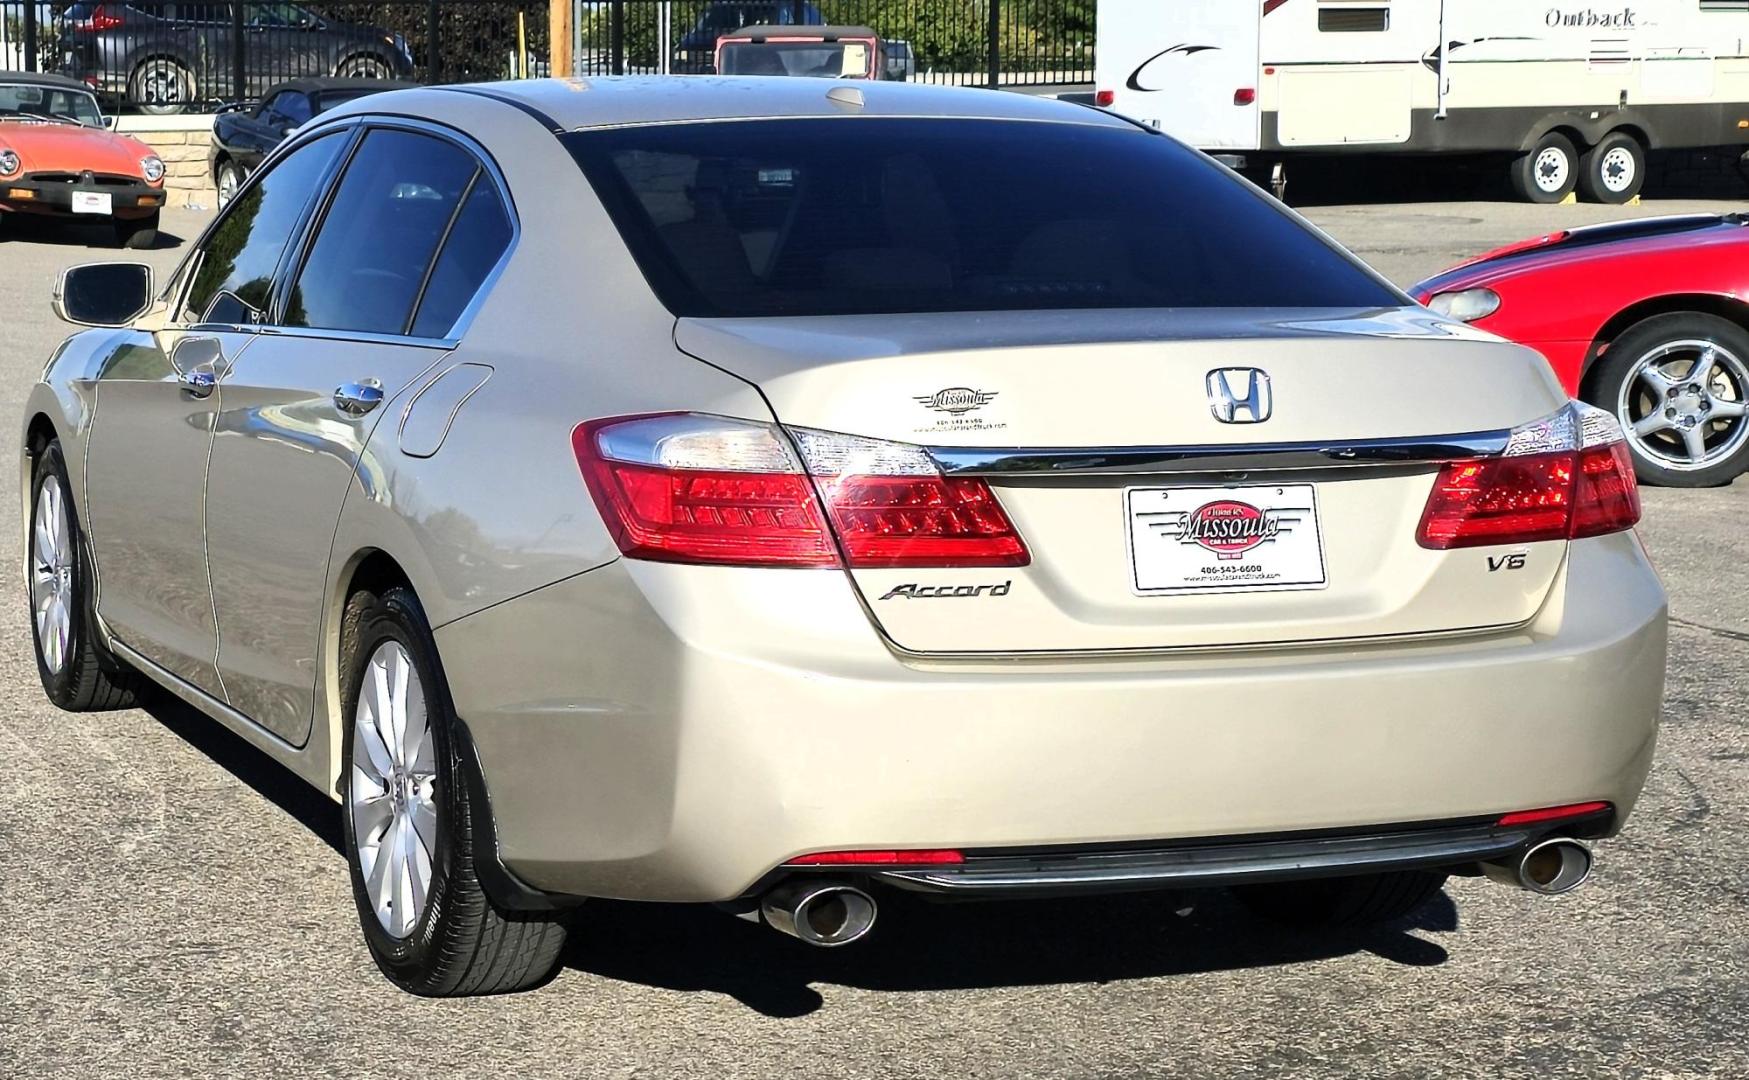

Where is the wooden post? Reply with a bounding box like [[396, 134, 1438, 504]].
[[550, 0, 574, 79]]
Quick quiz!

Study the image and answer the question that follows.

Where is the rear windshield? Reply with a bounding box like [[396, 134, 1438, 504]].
[[565, 118, 1401, 318], [718, 41, 871, 77]]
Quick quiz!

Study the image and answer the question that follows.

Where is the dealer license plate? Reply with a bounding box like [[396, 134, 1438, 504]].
[[1125, 483, 1328, 595], [72, 191, 112, 215]]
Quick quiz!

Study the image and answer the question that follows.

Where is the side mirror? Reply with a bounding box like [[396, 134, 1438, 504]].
[[103, 115, 118, 130], [54, 262, 153, 328]]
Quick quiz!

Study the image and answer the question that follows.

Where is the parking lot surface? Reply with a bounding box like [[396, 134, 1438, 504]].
[[1, 199, 1745, 1080]]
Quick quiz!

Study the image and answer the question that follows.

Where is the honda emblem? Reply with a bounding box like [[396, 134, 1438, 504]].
[[1205, 368, 1272, 424]]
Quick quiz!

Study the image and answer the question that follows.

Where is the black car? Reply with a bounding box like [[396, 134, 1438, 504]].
[[208, 76, 411, 205], [58, 2, 414, 114]]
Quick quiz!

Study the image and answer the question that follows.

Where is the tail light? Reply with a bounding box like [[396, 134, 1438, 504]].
[[1417, 403, 1641, 549], [77, 4, 124, 30], [1094, 89, 1115, 106], [572, 413, 1028, 569]]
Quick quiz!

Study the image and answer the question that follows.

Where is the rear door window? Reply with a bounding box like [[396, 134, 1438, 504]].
[[408, 178, 513, 338], [567, 118, 1403, 317], [283, 128, 479, 335]]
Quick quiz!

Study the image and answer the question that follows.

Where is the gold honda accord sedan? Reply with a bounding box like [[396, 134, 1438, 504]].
[[22, 77, 1666, 996]]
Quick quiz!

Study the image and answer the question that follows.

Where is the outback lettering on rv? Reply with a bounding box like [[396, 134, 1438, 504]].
[[1545, 6, 1636, 29]]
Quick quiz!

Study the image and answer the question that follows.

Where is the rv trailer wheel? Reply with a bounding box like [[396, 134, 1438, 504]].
[[1511, 132, 1578, 204], [1578, 131, 1646, 204]]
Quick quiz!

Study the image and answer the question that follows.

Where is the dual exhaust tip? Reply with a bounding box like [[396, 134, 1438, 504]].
[[1483, 837, 1594, 896], [760, 878, 877, 947]]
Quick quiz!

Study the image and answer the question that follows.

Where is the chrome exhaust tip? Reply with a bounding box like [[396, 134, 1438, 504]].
[[760, 879, 877, 947], [1483, 837, 1593, 896]]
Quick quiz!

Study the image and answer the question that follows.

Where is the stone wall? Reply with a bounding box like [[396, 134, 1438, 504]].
[[114, 117, 218, 213]]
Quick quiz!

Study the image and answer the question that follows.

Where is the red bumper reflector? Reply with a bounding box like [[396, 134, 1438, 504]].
[[786, 849, 965, 867], [1497, 801, 1612, 827]]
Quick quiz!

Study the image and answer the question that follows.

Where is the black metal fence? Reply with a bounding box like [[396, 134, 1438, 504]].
[[571, 0, 1093, 86], [0, 0, 1089, 113]]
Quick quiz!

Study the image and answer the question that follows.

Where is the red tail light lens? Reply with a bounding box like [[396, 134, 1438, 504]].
[[577, 457, 839, 567], [821, 475, 1028, 568], [84, 4, 125, 29], [573, 414, 1028, 569], [1417, 406, 1640, 549], [1094, 89, 1115, 106]]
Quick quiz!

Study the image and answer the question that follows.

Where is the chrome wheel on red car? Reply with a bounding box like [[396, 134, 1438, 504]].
[[1594, 313, 1749, 486]]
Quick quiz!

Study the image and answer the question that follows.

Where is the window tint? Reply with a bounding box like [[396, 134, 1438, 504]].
[[284, 129, 478, 335], [568, 119, 1402, 317], [409, 179, 513, 338], [269, 91, 312, 127], [183, 130, 346, 324]]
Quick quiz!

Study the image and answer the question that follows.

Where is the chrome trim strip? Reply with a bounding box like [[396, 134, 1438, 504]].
[[868, 824, 1538, 896], [928, 430, 1512, 476]]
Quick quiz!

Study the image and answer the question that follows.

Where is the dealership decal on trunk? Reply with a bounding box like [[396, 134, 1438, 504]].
[[913, 387, 1006, 434], [1127, 484, 1328, 595]]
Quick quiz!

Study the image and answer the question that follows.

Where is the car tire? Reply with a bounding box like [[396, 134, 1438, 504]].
[[1585, 312, 1749, 487], [1234, 871, 1449, 929], [28, 439, 141, 712], [114, 211, 159, 250], [336, 54, 393, 79], [214, 159, 244, 209], [1578, 130, 1646, 205], [339, 585, 571, 996], [129, 57, 194, 115], [1510, 131, 1579, 203]]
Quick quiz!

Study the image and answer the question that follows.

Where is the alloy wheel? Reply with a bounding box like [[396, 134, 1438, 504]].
[[1618, 339, 1749, 471], [348, 640, 439, 939], [31, 476, 73, 675], [216, 165, 240, 207]]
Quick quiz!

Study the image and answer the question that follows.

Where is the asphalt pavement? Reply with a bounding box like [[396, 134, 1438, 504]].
[[0, 198, 1744, 1080]]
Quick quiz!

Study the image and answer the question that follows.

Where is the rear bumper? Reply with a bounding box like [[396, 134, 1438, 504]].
[[1, 176, 164, 218], [434, 531, 1666, 904]]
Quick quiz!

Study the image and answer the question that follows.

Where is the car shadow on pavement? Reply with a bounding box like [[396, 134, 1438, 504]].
[[1, 216, 186, 250], [135, 687, 1456, 1015], [141, 689, 343, 855], [564, 886, 1457, 1017]]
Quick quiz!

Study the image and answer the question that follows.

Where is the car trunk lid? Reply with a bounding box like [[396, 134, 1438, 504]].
[[676, 307, 1575, 654]]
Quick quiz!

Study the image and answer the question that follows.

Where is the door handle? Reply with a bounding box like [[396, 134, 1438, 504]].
[[179, 369, 216, 398], [334, 380, 384, 416]]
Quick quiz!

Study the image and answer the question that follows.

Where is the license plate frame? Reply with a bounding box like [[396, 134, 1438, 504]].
[[1125, 483, 1329, 596]]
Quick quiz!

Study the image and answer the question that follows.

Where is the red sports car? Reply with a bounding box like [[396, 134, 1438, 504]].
[[1414, 215, 1749, 487], [0, 71, 164, 248]]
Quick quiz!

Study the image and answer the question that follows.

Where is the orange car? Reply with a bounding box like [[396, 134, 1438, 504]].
[[0, 72, 166, 248]]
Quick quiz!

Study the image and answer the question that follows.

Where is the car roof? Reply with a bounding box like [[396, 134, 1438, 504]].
[[368, 76, 1137, 134], [267, 77, 418, 100], [0, 71, 97, 93], [719, 24, 880, 40]]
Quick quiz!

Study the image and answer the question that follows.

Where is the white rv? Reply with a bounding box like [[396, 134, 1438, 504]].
[[1095, 0, 1749, 203]]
